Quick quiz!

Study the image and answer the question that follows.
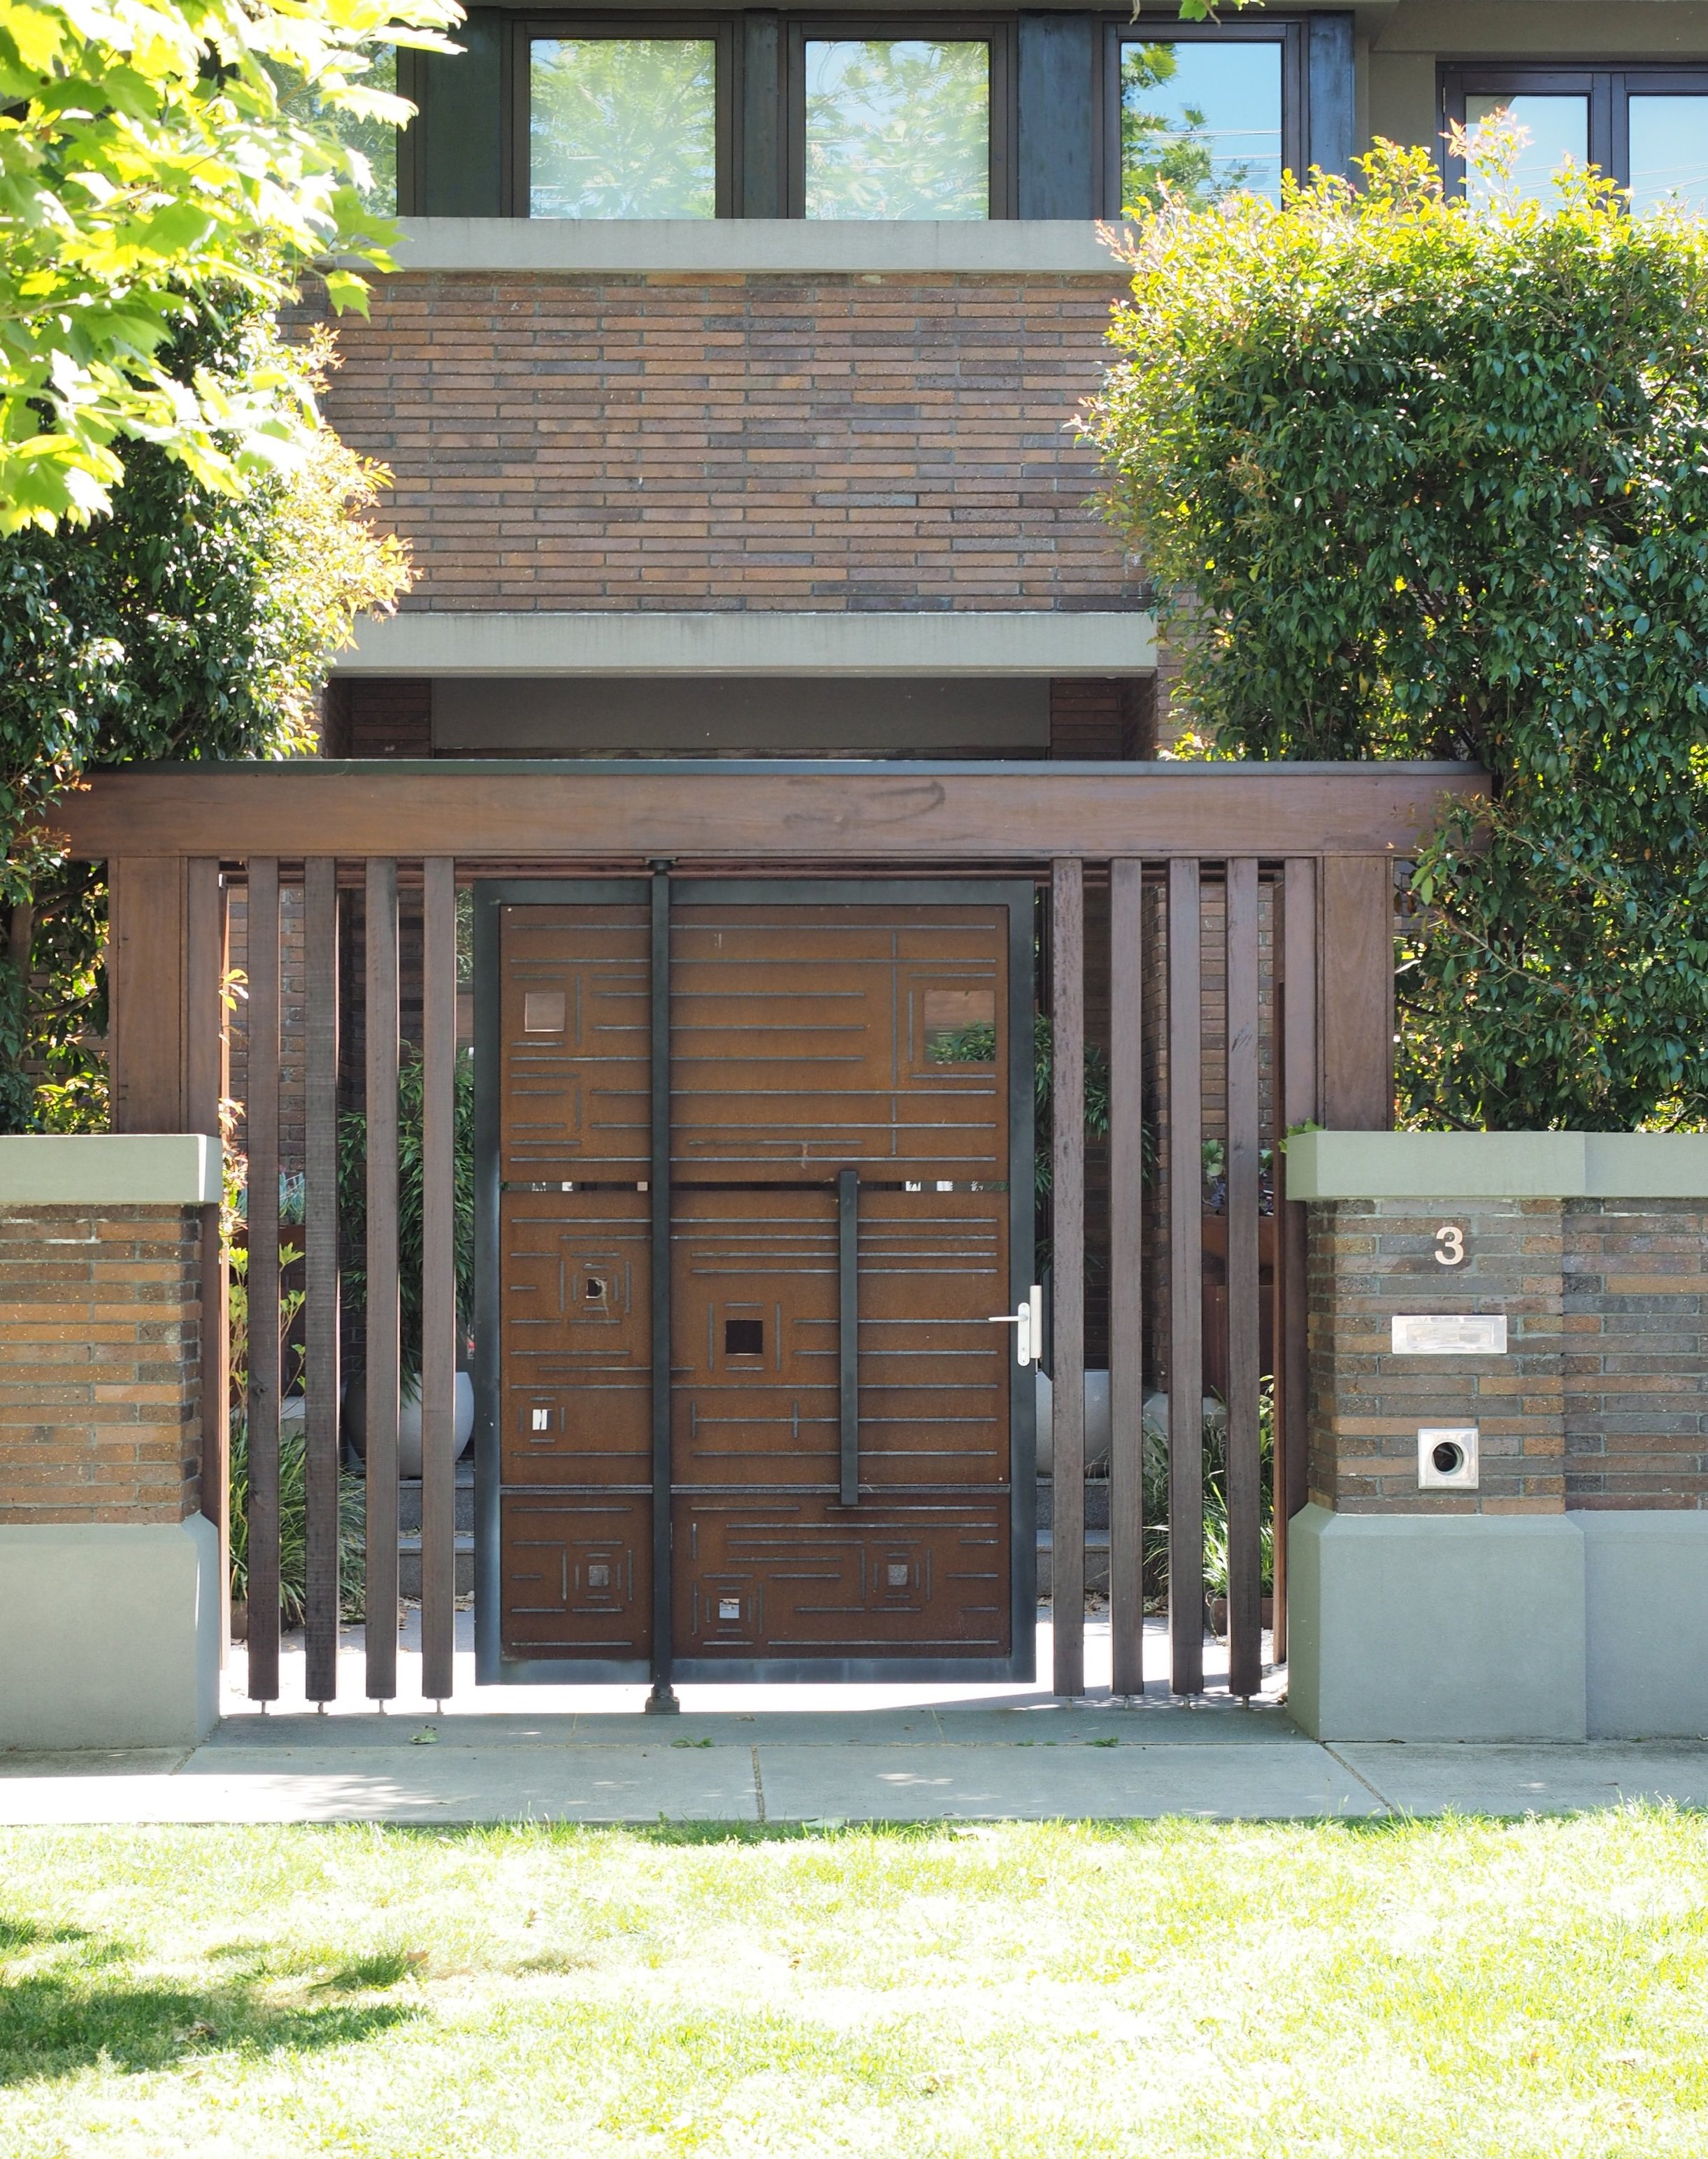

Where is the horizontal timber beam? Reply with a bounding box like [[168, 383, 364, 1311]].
[[51, 761, 1486, 863]]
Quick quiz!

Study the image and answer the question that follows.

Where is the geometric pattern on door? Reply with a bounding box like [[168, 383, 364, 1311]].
[[476, 878, 1035, 1684]]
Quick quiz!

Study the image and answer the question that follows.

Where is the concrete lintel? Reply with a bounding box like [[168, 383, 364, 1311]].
[[1287, 1505, 1588, 1743], [387, 216, 1131, 278], [1287, 1128, 1708, 1200], [338, 610, 1158, 680], [0, 1133, 220, 1207], [0, 1519, 220, 1749]]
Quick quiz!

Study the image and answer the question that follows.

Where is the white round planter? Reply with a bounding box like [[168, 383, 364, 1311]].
[[343, 1370, 475, 1479]]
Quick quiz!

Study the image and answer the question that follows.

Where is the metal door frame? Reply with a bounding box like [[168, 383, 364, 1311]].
[[474, 875, 1036, 1687]]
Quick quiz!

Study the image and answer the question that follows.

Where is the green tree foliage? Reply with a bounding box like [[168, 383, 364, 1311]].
[[0, 0, 459, 532], [1082, 141, 1708, 1131], [805, 40, 989, 220], [1120, 46, 1226, 213], [0, 299, 411, 1128]]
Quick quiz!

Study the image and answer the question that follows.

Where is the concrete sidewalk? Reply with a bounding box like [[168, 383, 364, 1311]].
[[5, 1614, 1707, 1826]]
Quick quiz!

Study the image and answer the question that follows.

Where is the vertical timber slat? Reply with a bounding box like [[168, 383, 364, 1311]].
[[1108, 859, 1144, 1698], [365, 859, 401, 1702], [185, 862, 227, 1642], [245, 861, 282, 1700], [1050, 859, 1086, 1699], [303, 860, 341, 1703], [1321, 856, 1394, 1130], [1224, 859, 1263, 1700], [1273, 858, 1321, 1662], [420, 857, 458, 1703], [109, 858, 185, 1131], [1166, 858, 1205, 1695]]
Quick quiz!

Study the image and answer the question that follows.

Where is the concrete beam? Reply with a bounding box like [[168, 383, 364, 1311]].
[[0, 1133, 221, 1206], [1287, 1127, 1708, 1200], [388, 216, 1131, 278], [337, 610, 1159, 679]]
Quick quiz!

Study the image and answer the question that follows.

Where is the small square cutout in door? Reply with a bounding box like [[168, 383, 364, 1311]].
[[524, 990, 566, 1033], [922, 988, 996, 1064], [724, 1317, 763, 1357]]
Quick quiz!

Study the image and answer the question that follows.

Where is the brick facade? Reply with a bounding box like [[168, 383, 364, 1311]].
[[1565, 1202, 1708, 1508], [0, 1204, 202, 1525], [306, 271, 1137, 615], [1309, 1196, 1708, 1517]]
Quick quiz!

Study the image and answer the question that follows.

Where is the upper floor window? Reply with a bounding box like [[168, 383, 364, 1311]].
[[1443, 68, 1708, 213], [1107, 25, 1300, 218], [529, 33, 722, 217], [803, 38, 990, 219]]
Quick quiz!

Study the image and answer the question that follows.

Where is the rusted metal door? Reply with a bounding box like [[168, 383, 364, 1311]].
[[476, 878, 1035, 1687]]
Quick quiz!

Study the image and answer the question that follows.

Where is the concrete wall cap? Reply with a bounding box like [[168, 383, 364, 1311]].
[[1287, 1128, 1708, 1200], [336, 608, 1158, 679], [387, 216, 1130, 278], [0, 1133, 220, 1206]]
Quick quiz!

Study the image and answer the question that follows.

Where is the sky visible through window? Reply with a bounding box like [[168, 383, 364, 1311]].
[[1120, 41, 1284, 212], [530, 38, 717, 218], [805, 40, 989, 219], [1628, 95, 1708, 213], [1464, 94, 1588, 208]]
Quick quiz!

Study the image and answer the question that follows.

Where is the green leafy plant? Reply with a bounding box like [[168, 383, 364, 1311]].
[[0, 301, 413, 1128], [338, 1047, 476, 1391], [227, 1416, 366, 1625], [1082, 135, 1708, 1131]]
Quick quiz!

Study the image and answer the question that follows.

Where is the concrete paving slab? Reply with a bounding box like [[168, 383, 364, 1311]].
[[0, 1747, 188, 1779], [754, 1741, 1380, 1823], [0, 1745, 759, 1826], [1337, 1740, 1708, 1816]]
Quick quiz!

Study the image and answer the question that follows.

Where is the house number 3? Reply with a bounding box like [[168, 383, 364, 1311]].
[[1435, 1225, 1466, 1267]]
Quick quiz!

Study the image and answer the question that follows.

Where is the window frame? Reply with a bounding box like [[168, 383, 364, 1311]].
[[1100, 15, 1307, 220], [1440, 64, 1708, 199], [784, 17, 1017, 221], [509, 15, 738, 220]]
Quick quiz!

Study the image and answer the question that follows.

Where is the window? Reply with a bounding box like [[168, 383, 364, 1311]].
[[528, 34, 721, 217], [1444, 69, 1708, 213], [1105, 25, 1302, 218], [801, 37, 991, 218]]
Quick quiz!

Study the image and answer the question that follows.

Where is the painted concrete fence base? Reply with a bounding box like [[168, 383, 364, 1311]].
[[1289, 1509, 1708, 1743], [0, 1518, 220, 1749]]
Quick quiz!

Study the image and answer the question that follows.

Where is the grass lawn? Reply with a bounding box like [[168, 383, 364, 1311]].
[[2, 1810, 1706, 2156]]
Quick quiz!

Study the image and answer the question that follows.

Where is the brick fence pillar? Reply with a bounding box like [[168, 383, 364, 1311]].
[[0, 1137, 222, 1749]]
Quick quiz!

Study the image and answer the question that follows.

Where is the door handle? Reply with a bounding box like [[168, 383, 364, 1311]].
[[988, 1285, 1044, 1368]]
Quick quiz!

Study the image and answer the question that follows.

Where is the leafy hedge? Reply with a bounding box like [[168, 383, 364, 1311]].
[[1082, 142, 1708, 1129]]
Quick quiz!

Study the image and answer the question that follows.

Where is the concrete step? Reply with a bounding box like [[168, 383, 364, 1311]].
[[397, 1464, 475, 1537], [398, 1533, 475, 1600]]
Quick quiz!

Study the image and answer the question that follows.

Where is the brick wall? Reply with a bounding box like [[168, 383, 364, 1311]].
[[304, 271, 1138, 615], [1307, 1195, 1708, 1516], [1565, 1201, 1708, 1508], [1307, 1197, 1566, 1514], [0, 1204, 202, 1524]]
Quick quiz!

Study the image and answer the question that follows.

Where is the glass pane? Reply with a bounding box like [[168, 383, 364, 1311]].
[[1120, 41, 1284, 212], [271, 46, 397, 215], [1464, 93, 1589, 207], [1628, 94, 1708, 214], [805, 40, 989, 220], [531, 39, 717, 219]]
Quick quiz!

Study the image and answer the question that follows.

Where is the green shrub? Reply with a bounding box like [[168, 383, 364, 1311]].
[[1083, 138, 1708, 1130], [228, 1416, 366, 1626]]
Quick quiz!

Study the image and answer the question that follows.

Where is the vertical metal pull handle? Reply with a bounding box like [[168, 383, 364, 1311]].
[[839, 1167, 859, 1506], [988, 1285, 1044, 1368]]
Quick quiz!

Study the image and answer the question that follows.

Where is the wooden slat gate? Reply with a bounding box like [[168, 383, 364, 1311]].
[[71, 760, 1471, 1706]]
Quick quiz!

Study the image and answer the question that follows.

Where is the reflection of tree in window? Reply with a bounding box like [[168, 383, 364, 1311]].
[[1119, 42, 1282, 213], [269, 48, 398, 216], [531, 40, 717, 219], [806, 41, 988, 220]]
